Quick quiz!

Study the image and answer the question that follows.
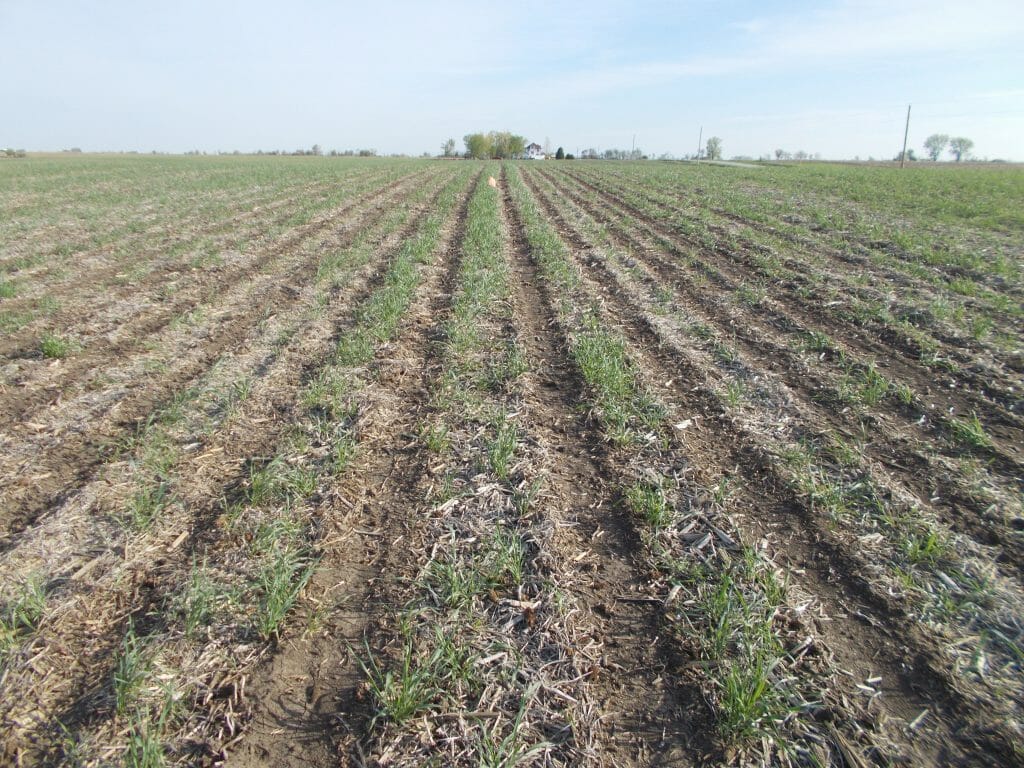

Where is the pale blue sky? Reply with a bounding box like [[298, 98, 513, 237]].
[[3, 0, 1023, 159]]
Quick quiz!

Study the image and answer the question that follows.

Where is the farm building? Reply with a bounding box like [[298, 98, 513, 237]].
[[524, 142, 545, 159]]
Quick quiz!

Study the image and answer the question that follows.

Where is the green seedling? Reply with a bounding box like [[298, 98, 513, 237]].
[[40, 332, 74, 359], [625, 479, 673, 529], [950, 412, 993, 450]]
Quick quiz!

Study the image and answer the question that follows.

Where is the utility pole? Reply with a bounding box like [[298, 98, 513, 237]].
[[696, 125, 703, 164], [900, 104, 911, 169]]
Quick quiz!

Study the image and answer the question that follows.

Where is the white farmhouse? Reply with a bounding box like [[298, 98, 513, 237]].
[[524, 142, 545, 160]]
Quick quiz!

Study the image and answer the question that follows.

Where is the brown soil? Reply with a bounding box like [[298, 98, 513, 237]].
[[224, 173, 478, 767], [518, 164, 1023, 764], [3, 161, 1020, 768], [524, 168, 1024, 582], [502, 175, 705, 764]]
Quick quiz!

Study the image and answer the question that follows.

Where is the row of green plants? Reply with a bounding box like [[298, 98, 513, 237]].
[[506, 164, 843, 762], [1, 168, 468, 765], [567, 163, 1020, 358], [358, 170, 590, 764], [539, 167, 1016, 472], [522, 166, 1024, 747]]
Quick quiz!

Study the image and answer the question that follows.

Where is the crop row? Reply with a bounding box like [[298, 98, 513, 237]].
[[0, 165, 471, 765]]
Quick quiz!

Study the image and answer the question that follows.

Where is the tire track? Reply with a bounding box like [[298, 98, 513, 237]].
[[503, 168, 707, 766]]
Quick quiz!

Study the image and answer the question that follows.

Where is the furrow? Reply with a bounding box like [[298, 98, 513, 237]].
[[518, 164, 1019, 765], [225, 168, 478, 768], [523, 167, 1024, 583], [552, 167, 1024, 433], [0, 169, 473, 764], [0, 172, 448, 542]]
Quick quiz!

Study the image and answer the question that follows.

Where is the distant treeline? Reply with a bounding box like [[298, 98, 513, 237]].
[[463, 132, 527, 160], [186, 146, 379, 157]]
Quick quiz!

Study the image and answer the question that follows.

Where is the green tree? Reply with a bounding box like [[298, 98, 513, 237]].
[[949, 137, 973, 162], [923, 134, 948, 161], [555, 146, 565, 160], [463, 133, 491, 159], [442, 138, 456, 157], [463, 131, 526, 159], [488, 131, 526, 159], [706, 136, 723, 160]]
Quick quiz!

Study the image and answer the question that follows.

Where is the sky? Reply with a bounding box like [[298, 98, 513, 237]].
[[3, 0, 1023, 160]]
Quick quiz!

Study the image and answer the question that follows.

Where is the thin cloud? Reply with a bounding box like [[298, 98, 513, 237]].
[[502, 0, 1024, 103]]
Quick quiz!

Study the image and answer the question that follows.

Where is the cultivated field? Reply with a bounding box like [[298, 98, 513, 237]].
[[1, 155, 1021, 767]]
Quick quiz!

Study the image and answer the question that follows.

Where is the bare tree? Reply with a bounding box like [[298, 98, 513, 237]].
[[706, 136, 722, 160]]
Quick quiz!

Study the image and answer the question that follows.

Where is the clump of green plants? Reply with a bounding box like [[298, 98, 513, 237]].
[[893, 381, 916, 406], [836, 361, 889, 407], [360, 617, 446, 725], [573, 322, 662, 444], [903, 527, 950, 567], [487, 415, 518, 480], [254, 543, 315, 640], [127, 481, 171, 530], [40, 332, 74, 359], [419, 420, 451, 453], [481, 527, 526, 588], [485, 342, 528, 390], [174, 558, 234, 639], [114, 623, 150, 717], [0, 576, 47, 662], [950, 412, 993, 450], [246, 457, 317, 506], [625, 478, 673, 529], [666, 544, 797, 748], [723, 379, 747, 408], [111, 620, 182, 767]]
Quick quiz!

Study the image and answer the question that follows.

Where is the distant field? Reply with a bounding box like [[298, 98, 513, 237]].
[[1, 156, 1021, 766]]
